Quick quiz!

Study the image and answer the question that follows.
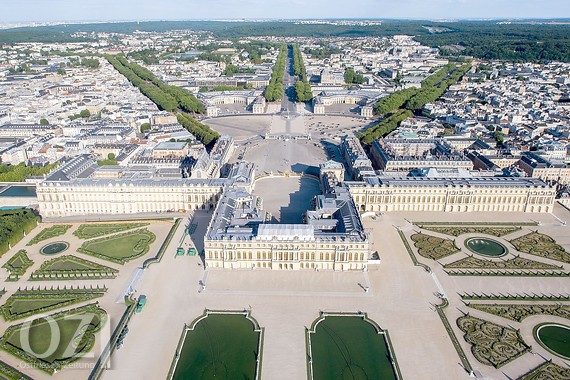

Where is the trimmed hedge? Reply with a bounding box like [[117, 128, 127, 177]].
[[30, 255, 118, 281], [0, 304, 107, 374], [1, 285, 107, 321], [77, 229, 156, 264], [26, 225, 71, 246], [73, 222, 149, 240], [2, 250, 33, 281]]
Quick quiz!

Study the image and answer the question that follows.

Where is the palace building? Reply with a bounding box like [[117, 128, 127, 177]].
[[204, 185, 369, 271], [347, 175, 555, 213]]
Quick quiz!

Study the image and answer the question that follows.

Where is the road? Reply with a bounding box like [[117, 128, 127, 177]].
[[280, 45, 299, 123]]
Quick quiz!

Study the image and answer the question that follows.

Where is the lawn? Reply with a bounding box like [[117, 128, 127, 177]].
[[308, 315, 397, 380], [73, 223, 149, 240], [0, 304, 106, 373], [2, 250, 33, 281], [1, 287, 106, 321], [172, 313, 261, 380], [30, 255, 118, 281], [77, 229, 156, 264], [26, 225, 71, 246]]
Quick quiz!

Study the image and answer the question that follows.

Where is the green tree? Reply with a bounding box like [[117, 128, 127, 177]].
[[79, 109, 91, 118], [107, 153, 116, 160], [494, 130, 504, 144], [80, 58, 100, 69], [39, 118, 49, 125], [344, 67, 365, 84], [140, 123, 151, 133]]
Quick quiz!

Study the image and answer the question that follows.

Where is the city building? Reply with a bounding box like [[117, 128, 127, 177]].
[[370, 138, 473, 171], [519, 151, 570, 185]]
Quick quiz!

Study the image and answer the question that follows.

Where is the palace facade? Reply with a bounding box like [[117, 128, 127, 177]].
[[347, 176, 556, 213]]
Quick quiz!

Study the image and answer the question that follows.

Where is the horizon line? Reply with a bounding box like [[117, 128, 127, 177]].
[[2, 17, 570, 25]]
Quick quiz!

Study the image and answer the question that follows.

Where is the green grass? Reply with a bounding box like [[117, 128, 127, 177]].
[[0, 304, 106, 374], [309, 316, 397, 380], [77, 229, 156, 264], [172, 313, 261, 380], [2, 250, 33, 281], [0, 359, 32, 380], [535, 324, 570, 359], [73, 222, 149, 239], [30, 255, 118, 281], [26, 225, 71, 246], [1, 287, 106, 321]]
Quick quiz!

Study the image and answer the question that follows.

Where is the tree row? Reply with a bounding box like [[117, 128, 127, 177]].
[[264, 45, 286, 102], [291, 45, 313, 102], [106, 55, 218, 146]]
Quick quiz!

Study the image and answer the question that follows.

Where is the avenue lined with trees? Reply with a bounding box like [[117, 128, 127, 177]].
[[264, 45, 286, 102], [106, 54, 219, 146], [292, 44, 312, 102], [360, 63, 471, 143]]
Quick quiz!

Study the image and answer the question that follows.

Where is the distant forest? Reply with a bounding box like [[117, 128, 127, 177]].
[[1, 20, 570, 62]]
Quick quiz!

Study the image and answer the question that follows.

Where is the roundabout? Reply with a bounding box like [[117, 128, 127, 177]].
[[534, 323, 570, 360], [464, 237, 508, 257], [40, 241, 70, 255]]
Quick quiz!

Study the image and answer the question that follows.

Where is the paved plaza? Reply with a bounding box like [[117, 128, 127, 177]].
[[98, 204, 569, 380], [253, 176, 321, 223]]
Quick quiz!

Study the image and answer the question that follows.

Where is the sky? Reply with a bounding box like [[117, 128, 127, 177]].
[[2, 0, 570, 23]]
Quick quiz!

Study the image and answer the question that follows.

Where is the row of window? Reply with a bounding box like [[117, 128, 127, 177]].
[[206, 250, 366, 262]]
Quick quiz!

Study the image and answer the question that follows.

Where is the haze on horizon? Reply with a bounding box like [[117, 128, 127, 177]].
[[2, 0, 570, 24]]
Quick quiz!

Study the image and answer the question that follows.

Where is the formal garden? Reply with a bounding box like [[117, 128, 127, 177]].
[[26, 225, 71, 246], [170, 311, 263, 380], [0, 304, 107, 374], [0, 286, 107, 321], [30, 255, 118, 281], [420, 225, 521, 237], [0, 218, 180, 379], [77, 229, 156, 264], [2, 250, 33, 281], [306, 313, 400, 380], [510, 232, 570, 264], [467, 303, 570, 323], [457, 315, 530, 368], [410, 233, 460, 260], [405, 225, 570, 278], [518, 361, 570, 380], [73, 222, 149, 240], [444, 255, 562, 271]]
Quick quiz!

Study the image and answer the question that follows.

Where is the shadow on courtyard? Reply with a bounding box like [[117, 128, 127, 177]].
[[277, 177, 321, 224]]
